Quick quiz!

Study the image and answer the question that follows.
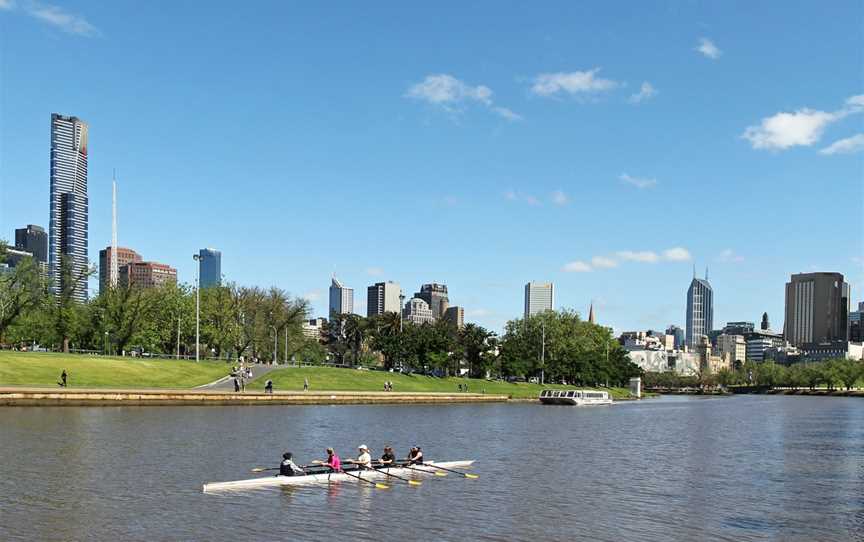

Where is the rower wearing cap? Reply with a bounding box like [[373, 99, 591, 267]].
[[406, 446, 424, 465], [279, 452, 305, 476], [354, 445, 373, 470], [379, 446, 396, 467]]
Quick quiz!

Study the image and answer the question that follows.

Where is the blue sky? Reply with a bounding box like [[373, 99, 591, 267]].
[[1, 1, 862, 333]]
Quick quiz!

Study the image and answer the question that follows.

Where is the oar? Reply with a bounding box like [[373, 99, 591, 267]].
[[339, 468, 389, 489], [251, 464, 321, 473], [371, 463, 422, 486], [423, 463, 478, 479], [400, 464, 447, 477]]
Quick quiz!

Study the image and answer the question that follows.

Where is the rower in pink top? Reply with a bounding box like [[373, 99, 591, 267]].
[[324, 447, 341, 471]]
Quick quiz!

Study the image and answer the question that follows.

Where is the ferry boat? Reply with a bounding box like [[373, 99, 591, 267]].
[[539, 389, 613, 406]]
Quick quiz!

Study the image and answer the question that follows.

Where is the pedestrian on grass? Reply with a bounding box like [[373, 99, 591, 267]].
[[265, 379, 273, 394], [233, 378, 240, 393], [59, 370, 67, 387], [304, 378, 309, 391]]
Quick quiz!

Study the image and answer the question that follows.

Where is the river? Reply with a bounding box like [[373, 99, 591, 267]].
[[1, 395, 862, 541]]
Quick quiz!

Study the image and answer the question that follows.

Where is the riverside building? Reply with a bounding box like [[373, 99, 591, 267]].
[[48, 113, 89, 302], [367, 281, 401, 316], [403, 297, 434, 325], [415, 283, 450, 319], [99, 247, 142, 292], [686, 271, 713, 348], [784, 272, 850, 347], [15, 225, 48, 267], [198, 248, 222, 288], [524, 281, 554, 318], [329, 275, 354, 317]]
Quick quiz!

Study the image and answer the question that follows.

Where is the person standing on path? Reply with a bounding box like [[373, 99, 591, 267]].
[[233, 378, 240, 393], [265, 379, 273, 394], [59, 370, 67, 387], [303, 378, 309, 391]]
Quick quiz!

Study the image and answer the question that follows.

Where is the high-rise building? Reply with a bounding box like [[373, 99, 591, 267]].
[[99, 246, 142, 293], [444, 306, 465, 330], [15, 225, 48, 265], [403, 297, 434, 325], [716, 334, 746, 365], [666, 325, 685, 349], [198, 248, 222, 288], [745, 330, 785, 362], [686, 273, 713, 348], [48, 113, 89, 302], [784, 272, 850, 347], [329, 276, 354, 317], [723, 321, 755, 336], [761, 312, 770, 331], [367, 281, 401, 317], [849, 302, 864, 343], [119, 261, 177, 289], [524, 281, 554, 318], [415, 283, 449, 319]]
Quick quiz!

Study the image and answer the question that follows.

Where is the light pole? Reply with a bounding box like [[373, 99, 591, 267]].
[[104, 331, 109, 356], [192, 253, 202, 362], [284, 326, 288, 364], [399, 294, 405, 333], [540, 320, 546, 385], [270, 325, 277, 364]]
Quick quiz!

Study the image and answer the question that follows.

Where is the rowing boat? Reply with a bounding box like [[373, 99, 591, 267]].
[[202, 460, 475, 492]]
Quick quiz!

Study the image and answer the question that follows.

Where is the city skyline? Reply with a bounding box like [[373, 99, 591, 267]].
[[1, 3, 861, 333]]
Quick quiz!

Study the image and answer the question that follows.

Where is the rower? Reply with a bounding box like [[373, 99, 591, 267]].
[[378, 446, 396, 467], [321, 447, 341, 472], [406, 446, 424, 465], [279, 452, 305, 477], [354, 445, 372, 470]]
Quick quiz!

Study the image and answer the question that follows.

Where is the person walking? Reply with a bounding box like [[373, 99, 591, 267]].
[[233, 377, 240, 393], [59, 370, 67, 387], [265, 379, 273, 394], [304, 378, 309, 391]]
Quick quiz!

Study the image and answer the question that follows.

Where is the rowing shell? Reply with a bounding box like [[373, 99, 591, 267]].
[[202, 460, 475, 492]]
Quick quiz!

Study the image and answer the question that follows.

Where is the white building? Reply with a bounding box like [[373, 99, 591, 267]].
[[329, 276, 354, 317], [302, 318, 326, 340], [716, 334, 746, 365], [524, 281, 554, 318], [627, 350, 701, 376], [403, 297, 434, 325], [367, 281, 401, 317]]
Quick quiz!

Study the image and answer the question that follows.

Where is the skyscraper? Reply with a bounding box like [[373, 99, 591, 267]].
[[403, 297, 434, 325], [49, 113, 89, 302], [415, 283, 449, 319], [444, 305, 465, 330], [99, 246, 142, 292], [119, 261, 177, 289], [784, 272, 850, 347], [329, 275, 354, 317], [367, 281, 401, 317], [15, 225, 48, 265], [198, 248, 222, 288], [686, 272, 713, 348], [666, 325, 685, 349], [524, 281, 554, 318]]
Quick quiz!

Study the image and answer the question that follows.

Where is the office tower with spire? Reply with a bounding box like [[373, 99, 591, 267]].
[[48, 113, 89, 302], [524, 281, 554, 318], [329, 275, 354, 317], [686, 268, 713, 348]]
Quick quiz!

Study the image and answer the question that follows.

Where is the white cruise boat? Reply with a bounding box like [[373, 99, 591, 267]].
[[539, 389, 613, 406]]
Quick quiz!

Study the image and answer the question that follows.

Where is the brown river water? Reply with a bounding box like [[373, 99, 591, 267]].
[[0, 395, 862, 541]]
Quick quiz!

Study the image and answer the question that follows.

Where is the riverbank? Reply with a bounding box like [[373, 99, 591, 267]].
[[0, 387, 509, 406], [729, 386, 864, 397], [0, 351, 633, 400]]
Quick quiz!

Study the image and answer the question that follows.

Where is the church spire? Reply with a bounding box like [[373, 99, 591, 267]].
[[588, 302, 595, 324]]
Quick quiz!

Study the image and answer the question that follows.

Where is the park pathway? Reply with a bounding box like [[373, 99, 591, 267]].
[[195, 363, 280, 390]]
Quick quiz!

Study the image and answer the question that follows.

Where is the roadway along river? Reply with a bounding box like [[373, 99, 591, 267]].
[[1, 395, 862, 541]]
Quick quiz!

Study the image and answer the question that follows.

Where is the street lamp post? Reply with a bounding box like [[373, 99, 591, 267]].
[[192, 254, 202, 362], [399, 294, 405, 333], [540, 320, 546, 385], [284, 326, 288, 364]]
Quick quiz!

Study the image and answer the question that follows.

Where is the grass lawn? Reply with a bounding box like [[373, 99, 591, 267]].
[[0, 351, 230, 389], [249, 366, 633, 399]]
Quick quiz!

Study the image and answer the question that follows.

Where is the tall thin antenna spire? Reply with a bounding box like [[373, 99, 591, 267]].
[[705, 266, 709, 281], [693, 263, 696, 279], [110, 169, 118, 288]]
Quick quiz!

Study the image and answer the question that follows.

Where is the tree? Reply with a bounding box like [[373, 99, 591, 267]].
[[0, 242, 48, 343], [51, 255, 95, 352], [458, 323, 495, 378]]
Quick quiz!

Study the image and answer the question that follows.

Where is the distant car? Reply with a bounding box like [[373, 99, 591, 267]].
[[528, 377, 539, 384]]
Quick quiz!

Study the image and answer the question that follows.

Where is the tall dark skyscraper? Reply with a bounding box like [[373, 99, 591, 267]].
[[415, 283, 449, 319], [686, 271, 713, 348], [198, 248, 222, 288], [49, 114, 89, 302], [784, 272, 850, 346], [15, 224, 48, 265]]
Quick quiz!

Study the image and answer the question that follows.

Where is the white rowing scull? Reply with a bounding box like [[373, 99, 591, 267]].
[[202, 460, 474, 492]]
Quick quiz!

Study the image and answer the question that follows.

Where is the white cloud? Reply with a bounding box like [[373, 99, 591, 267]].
[[26, 2, 98, 36], [591, 256, 618, 269], [696, 38, 721, 59], [820, 133, 864, 155], [742, 94, 864, 151], [551, 190, 569, 206], [530, 69, 618, 97], [493, 106, 523, 121], [717, 249, 744, 263], [365, 267, 384, 277], [619, 173, 658, 189], [617, 250, 660, 263], [663, 247, 692, 262], [302, 289, 323, 301], [628, 82, 657, 104], [562, 261, 592, 273], [406, 74, 520, 120]]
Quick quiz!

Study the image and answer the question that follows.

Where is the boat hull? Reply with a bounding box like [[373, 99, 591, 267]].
[[203, 460, 475, 492]]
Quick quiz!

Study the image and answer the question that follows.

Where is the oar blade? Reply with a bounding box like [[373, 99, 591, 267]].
[[408, 480, 422, 486], [465, 473, 479, 479], [434, 472, 447, 477], [375, 483, 389, 489]]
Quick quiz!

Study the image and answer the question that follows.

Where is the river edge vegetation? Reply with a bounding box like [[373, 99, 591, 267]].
[[1, 243, 642, 389]]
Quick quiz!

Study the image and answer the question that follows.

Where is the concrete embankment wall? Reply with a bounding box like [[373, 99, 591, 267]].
[[0, 388, 510, 406]]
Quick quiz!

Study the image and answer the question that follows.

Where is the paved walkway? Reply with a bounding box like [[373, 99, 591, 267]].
[[195, 363, 280, 390]]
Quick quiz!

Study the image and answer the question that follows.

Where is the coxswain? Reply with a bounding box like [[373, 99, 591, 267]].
[[378, 446, 396, 467], [279, 452, 305, 476], [406, 446, 424, 465]]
